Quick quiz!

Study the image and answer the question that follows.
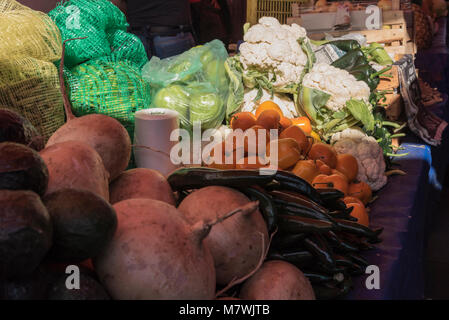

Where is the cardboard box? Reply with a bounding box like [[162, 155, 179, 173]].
[[298, 10, 383, 31]]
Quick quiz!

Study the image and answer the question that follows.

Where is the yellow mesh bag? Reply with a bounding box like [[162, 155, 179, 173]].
[[0, 0, 64, 140], [0, 57, 65, 140]]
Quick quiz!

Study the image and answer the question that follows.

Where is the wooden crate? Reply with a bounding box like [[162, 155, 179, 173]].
[[246, 2, 416, 55], [380, 93, 404, 120], [377, 65, 399, 90], [305, 10, 416, 55], [247, 0, 300, 25]]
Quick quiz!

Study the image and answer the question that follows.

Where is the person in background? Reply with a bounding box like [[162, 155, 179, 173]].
[[190, 0, 231, 46], [111, 0, 196, 59]]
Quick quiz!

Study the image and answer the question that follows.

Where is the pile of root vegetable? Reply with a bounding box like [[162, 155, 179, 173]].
[[169, 167, 383, 300], [0, 103, 382, 300]]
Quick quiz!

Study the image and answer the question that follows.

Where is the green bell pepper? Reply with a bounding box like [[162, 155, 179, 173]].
[[331, 49, 384, 91], [311, 39, 361, 53]]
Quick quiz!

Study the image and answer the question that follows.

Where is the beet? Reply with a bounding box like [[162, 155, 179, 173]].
[[0, 190, 53, 279], [43, 188, 117, 263], [178, 186, 269, 286], [239, 260, 315, 300], [40, 141, 110, 201], [109, 168, 176, 205], [46, 114, 131, 182], [47, 269, 110, 300], [0, 266, 53, 300], [0, 142, 49, 196], [0, 107, 44, 151], [94, 199, 217, 300]]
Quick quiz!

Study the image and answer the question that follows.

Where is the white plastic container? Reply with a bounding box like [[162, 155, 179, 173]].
[[133, 108, 180, 177]]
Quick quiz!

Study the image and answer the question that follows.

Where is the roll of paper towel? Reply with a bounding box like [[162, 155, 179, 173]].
[[133, 108, 180, 176]]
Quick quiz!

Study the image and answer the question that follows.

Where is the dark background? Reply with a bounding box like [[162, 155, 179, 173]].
[[17, 0, 59, 12]]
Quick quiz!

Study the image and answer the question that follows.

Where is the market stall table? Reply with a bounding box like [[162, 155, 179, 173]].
[[346, 34, 449, 298], [345, 135, 443, 299]]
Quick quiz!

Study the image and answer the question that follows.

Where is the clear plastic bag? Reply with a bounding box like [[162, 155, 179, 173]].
[[142, 39, 229, 131], [151, 81, 225, 132]]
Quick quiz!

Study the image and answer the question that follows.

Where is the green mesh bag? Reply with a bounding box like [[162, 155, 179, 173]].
[[49, 0, 147, 69], [64, 58, 152, 139]]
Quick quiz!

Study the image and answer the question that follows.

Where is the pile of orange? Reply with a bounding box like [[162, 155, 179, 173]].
[[225, 101, 321, 171], [210, 100, 372, 227]]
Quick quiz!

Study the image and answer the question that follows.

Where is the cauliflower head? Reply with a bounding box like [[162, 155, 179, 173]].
[[242, 88, 298, 118], [239, 17, 309, 87], [302, 63, 371, 112], [332, 130, 387, 191]]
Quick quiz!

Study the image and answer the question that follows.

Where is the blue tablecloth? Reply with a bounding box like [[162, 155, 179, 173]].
[[345, 17, 449, 299], [346, 77, 449, 300]]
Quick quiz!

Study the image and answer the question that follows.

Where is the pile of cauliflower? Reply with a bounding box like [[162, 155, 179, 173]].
[[302, 63, 371, 111], [239, 17, 309, 87], [331, 128, 387, 191]]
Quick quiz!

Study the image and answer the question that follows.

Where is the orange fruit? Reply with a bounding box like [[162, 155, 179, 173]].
[[291, 117, 312, 134], [207, 141, 242, 170], [257, 109, 281, 131], [336, 154, 359, 182], [347, 202, 369, 227], [343, 196, 365, 208], [312, 174, 349, 195], [318, 164, 332, 175], [266, 138, 302, 170], [348, 181, 372, 205], [230, 112, 257, 131], [331, 169, 349, 182], [244, 125, 270, 156], [255, 101, 283, 118], [279, 125, 310, 155], [315, 160, 332, 175], [235, 156, 268, 169], [308, 143, 338, 169], [279, 117, 293, 131], [292, 160, 320, 184]]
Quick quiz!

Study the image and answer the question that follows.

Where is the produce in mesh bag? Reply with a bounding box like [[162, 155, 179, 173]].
[[0, 1, 65, 140], [48, 0, 147, 69], [0, 0, 61, 62], [64, 58, 151, 142], [142, 40, 229, 131]]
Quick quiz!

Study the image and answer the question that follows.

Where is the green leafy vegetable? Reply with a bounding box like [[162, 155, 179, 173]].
[[299, 86, 330, 124], [362, 43, 393, 66], [224, 56, 245, 120], [345, 99, 375, 131], [299, 38, 316, 76]]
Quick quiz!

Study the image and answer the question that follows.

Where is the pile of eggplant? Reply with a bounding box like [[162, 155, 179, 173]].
[[168, 167, 383, 300]]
